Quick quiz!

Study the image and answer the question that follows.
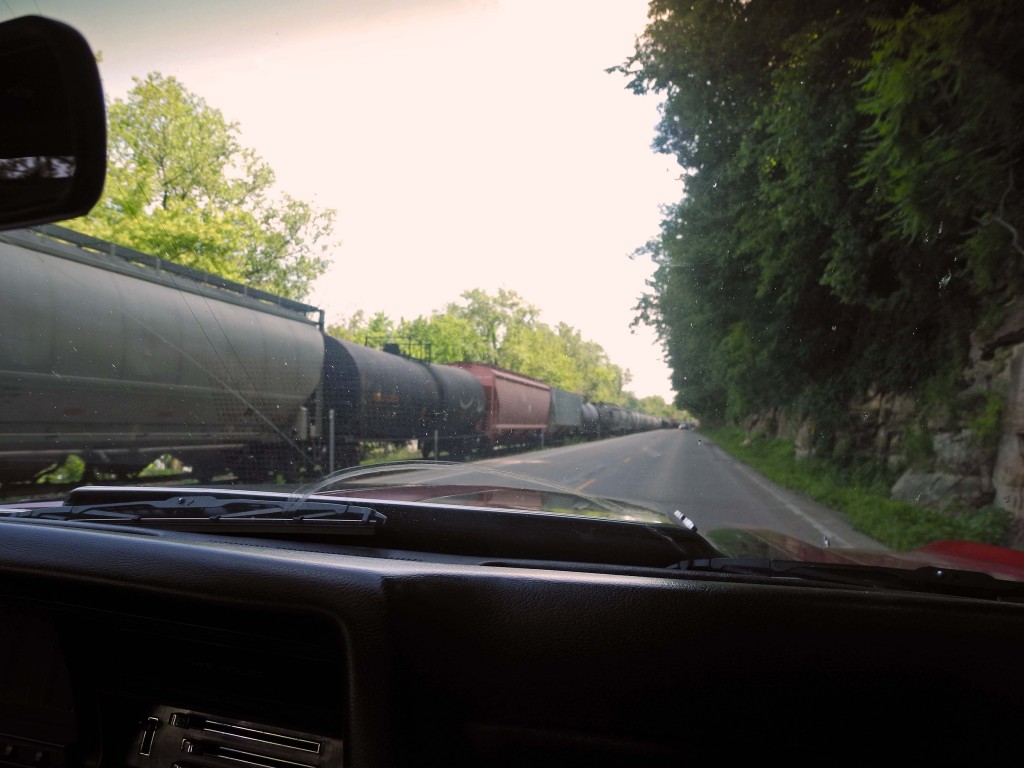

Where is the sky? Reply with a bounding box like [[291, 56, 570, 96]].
[[21, 0, 683, 401]]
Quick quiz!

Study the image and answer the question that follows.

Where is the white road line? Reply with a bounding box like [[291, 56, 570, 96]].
[[719, 448, 849, 548]]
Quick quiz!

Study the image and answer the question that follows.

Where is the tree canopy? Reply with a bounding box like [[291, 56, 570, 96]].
[[67, 72, 335, 300], [619, 0, 1024, 427]]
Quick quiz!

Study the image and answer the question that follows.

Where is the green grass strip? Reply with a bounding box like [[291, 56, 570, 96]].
[[704, 427, 1014, 551]]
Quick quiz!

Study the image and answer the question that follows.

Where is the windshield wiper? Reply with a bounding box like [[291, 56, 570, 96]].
[[0, 483, 717, 565], [675, 558, 1024, 602], [1, 487, 384, 535]]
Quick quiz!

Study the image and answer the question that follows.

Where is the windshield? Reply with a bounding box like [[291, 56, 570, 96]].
[[292, 459, 673, 523], [2, 1, 1024, 580]]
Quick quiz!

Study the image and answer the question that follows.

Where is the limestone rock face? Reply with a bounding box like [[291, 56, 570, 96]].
[[993, 344, 1024, 519], [794, 419, 816, 461], [933, 430, 992, 476], [891, 470, 992, 511], [739, 301, 1024, 531]]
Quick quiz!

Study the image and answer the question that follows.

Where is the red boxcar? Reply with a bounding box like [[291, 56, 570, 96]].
[[447, 362, 551, 451]]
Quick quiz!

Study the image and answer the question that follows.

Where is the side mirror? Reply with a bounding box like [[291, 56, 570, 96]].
[[0, 15, 106, 229]]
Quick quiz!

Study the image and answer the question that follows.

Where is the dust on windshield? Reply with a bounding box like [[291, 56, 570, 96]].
[[1, 1, 1023, 572]]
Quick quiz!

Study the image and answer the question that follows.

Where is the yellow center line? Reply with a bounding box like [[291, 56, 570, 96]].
[[575, 478, 596, 492]]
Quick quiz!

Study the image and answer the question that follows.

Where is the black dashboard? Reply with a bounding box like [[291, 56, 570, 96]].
[[3, 514, 1024, 766]]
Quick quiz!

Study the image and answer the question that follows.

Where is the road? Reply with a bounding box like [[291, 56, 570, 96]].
[[479, 429, 887, 551]]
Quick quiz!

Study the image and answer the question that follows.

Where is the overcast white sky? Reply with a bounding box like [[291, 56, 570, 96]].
[[26, 0, 683, 401]]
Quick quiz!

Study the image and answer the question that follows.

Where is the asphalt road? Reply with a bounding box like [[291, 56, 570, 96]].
[[480, 429, 887, 551]]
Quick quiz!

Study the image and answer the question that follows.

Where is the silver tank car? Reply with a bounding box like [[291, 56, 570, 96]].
[[0, 227, 325, 481]]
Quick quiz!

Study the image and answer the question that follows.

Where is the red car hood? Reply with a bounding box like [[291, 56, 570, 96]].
[[706, 527, 1024, 582]]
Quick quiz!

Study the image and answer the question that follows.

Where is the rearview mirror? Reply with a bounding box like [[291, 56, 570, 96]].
[[0, 15, 106, 229]]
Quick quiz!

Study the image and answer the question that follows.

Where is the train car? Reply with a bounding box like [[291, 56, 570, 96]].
[[0, 226, 325, 483], [638, 412, 662, 431], [322, 340, 488, 464], [580, 402, 600, 439], [597, 403, 644, 437], [621, 408, 659, 433], [447, 362, 551, 452], [420, 363, 486, 459], [594, 403, 619, 436], [549, 387, 584, 444], [323, 336, 440, 460], [0, 226, 669, 485]]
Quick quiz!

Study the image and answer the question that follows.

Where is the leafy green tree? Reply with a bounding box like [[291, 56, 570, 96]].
[[501, 323, 578, 391], [856, 1, 1024, 291], [637, 395, 689, 422], [327, 310, 370, 342], [621, 0, 1024, 430], [396, 314, 491, 364], [360, 312, 398, 343], [446, 288, 539, 363], [554, 323, 629, 404], [68, 72, 335, 300]]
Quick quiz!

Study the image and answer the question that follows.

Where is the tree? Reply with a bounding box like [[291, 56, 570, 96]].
[[327, 310, 370, 343], [637, 394, 690, 422], [446, 288, 539, 363], [620, 0, 1024, 427], [396, 314, 492, 364], [501, 323, 578, 391], [67, 72, 335, 300], [554, 322, 629, 404], [856, 2, 1024, 285]]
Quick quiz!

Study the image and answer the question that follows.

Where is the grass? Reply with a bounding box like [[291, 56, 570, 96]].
[[358, 441, 424, 466], [704, 426, 1015, 551]]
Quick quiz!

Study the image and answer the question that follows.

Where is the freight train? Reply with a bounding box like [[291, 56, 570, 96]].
[[0, 225, 665, 484]]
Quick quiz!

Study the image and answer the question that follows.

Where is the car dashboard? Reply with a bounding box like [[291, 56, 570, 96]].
[[3, 507, 1024, 767]]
